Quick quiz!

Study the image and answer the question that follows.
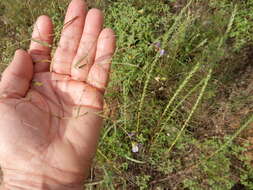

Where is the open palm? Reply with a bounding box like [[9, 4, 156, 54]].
[[0, 0, 115, 189]]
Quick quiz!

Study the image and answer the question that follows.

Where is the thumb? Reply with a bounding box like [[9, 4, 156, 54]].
[[0, 49, 34, 98]]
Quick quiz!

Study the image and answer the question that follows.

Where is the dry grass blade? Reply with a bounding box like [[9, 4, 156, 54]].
[[31, 38, 52, 48], [63, 16, 79, 29]]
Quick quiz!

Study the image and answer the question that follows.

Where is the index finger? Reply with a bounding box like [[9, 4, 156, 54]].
[[29, 15, 53, 73]]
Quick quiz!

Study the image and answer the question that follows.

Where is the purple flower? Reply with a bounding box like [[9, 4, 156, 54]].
[[132, 142, 139, 153], [128, 132, 136, 138], [153, 42, 166, 57], [159, 49, 166, 56], [153, 42, 161, 48]]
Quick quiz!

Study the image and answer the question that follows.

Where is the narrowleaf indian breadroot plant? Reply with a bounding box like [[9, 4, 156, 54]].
[[1, 0, 253, 189]]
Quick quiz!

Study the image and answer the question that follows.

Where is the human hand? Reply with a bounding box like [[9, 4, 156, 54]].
[[0, 0, 115, 189]]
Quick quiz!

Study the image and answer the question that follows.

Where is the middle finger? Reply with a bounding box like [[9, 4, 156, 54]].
[[52, 0, 87, 75]]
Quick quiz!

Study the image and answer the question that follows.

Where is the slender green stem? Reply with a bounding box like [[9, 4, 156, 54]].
[[153, 78, 205, 144], [136, 55, 159, 132], [167, 68, 213, 154], [161, 62, 201, 119]]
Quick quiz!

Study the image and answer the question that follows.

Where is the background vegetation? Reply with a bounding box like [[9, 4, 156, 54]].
[[1, 0, 253, 189]]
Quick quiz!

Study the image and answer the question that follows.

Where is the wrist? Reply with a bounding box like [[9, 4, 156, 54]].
[[1, 169, 84, 190], [1, 179, 83, 190], [1, 181, 83, 190]]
